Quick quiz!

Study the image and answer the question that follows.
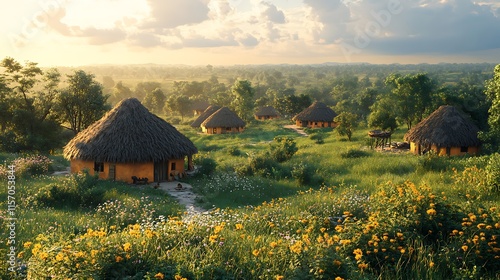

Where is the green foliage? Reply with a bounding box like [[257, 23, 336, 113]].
[[291, 163, 314, 185], [417, 151, 449, 172], [164, 94, 192, 120], [308, 130, 325, 144], [484, 64, 500, 151], [12, 155, 53, 178], [368, 97, 398, 131], [340, 148, 370, 159], [231, 79, 255, 122], [193, 154, 217, 175], [334, 112, 358, 141], [270, 136, 298, 162], [486, 153, 500, 192], [142, 88, 166, 114], [273, 94, 312, 116], [56, 70, 110, 135]]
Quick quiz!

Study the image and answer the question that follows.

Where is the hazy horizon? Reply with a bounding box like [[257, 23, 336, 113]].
[[2, 0, 500, 67]]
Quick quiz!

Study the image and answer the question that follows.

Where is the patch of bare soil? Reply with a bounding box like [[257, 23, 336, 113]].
[[157, 181, 206, 219]]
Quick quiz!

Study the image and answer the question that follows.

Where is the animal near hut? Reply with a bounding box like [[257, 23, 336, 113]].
[[293, 101, 338, 128], [200, 107, 246, 134], [63, 98, 198, 183], [404, 105, 481, 156]]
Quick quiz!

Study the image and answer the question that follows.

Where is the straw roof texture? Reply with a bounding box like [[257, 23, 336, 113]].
[[190, 105, 221, 127], [255, 106, 279, 117], [64, 98, 197, 163], [292, 101, 337, 122], [201, 107, 246, 128], [404, 105, 480, 147]]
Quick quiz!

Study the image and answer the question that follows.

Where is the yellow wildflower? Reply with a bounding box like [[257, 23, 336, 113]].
[[154, 272, 164, 279], [276, 276, 284, 280], [235, 224, 244, 230], [270, 241, 278, 248], [23, 241, 32, 248], [115, 256, 123, 262], [55, 252, 64, 261], [252, 249, 260, 257], [123, 242, 132, 252]]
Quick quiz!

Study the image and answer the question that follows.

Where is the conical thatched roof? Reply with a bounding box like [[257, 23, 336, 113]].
[[255, 106, 279, 117], [292, 101, 337, 122], [201, 107, 246, 128], [191, 105, 221, 127], [404, 105, 480, 147], [64, 98, 197, 163]]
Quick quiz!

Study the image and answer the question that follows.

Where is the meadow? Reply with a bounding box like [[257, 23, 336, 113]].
[[0, 119, 499, 279]]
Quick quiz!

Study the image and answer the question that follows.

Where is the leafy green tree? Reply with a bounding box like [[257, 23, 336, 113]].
[[0, 57, 63, 151], [135, 81, 162, 101], [274, 94, 311, 116], [57, 70, 110, 135], [110, 81, 134, 104], [142, 88, 166, 114], [385, 73, 435, 129], [270, 136, 298, 162], [231, 80, 255, 122], [483, 64, 500, 151], [334, 112, 358, 141], [164, 94, 192, 121], [368, 97, 398, 131]]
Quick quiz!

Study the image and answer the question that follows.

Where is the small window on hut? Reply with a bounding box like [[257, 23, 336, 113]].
[[94, 162, 104, 172], [171, 162, 176, 171], [461, 146, 468, 153], [226, 127, 231, 132]]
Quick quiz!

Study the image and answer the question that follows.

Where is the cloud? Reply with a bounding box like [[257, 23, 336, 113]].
[[182, 36, 239, 48], [239, 34, 259, 47], [128, 32, 163, 48], [142, 0, 210, 29], [261, 2, 285, 23], [304, 0, 500, 55]]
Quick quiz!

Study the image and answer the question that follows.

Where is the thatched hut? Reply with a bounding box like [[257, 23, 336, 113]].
[[192, 100, 210, 116], [64, 98, 198, 183], [404, 105, 481, 156], [201, 107, 246, 134], [254, 106, 280, 120], [292, 101, 338, 128], [190, 105, 221, 128]]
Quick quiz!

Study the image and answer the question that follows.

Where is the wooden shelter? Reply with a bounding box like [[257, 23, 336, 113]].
[[254, 106, 280, 120], [404, 105, 481, 156], [292, 101, 338, 128], [63, 98, 198, 183], [201, 107, 246, 134], [191, 105, 221, 128]]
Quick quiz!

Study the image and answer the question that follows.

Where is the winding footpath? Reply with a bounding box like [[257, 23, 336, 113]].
[[157, 181, 206, 220]]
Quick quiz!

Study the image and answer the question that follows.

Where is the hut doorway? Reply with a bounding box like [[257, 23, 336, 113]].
[[108, 164, 116, 180], [154, 161, 168, 182]]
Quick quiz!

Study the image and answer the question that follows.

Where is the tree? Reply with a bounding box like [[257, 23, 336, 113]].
[[483, 64, 500, 151], [164, 94, 192, 121], [142, 88, 166, 114], [274, 94, 311, 116], [57, 70, 110, 135], [110, 81, 133, 104], [231, 80, 255, 122], [135, 81, 162, 101], [385, 73, 435, 130], [0, 57, 63, 152], [368, 97, 398, 132], [334, 112, 358, 141]]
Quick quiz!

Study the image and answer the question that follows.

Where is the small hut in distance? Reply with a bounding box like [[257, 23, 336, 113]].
[[192, 100, 210, 116], [293, 101, 338, 128], [191, 105, 221, 129], [64, 98, 198, 183], [255, 106, 280, 120], [201, 107, 246, 134], [404, 105, 481, 156]]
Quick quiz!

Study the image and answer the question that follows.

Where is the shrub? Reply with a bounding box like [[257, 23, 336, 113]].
[[226, 146, 242, 156], [417, 151, 448, 172], [291, 163, 314, 185], [193, 154, 217, 175], [309, 133, 325, 144], [340, 148, 370, 159], [12, 155, 53, 178], [486, 153, 500, 193], [270, 136, 298, 162]]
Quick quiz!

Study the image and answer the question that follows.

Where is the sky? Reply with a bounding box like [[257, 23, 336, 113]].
[[2, 0, 500, 67]]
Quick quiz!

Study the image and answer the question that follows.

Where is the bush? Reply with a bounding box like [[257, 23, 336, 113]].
[[486, 153, 500, 193], [12, 155, 53, 178], [226, 146, 242, 156], [309, 133, 325, 144], [417, 151, 448, 172], [193, 154, 217, 175], [291, 163, 314, 185], [340, 148, 370, 159], [270, 136, 298, 162]]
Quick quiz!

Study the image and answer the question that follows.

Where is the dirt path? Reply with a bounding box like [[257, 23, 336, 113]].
[[284, 124, 308, 136], [158, 181, 206, 219]]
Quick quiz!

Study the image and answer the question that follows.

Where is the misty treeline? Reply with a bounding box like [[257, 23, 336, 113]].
[[2, 57, 500, 153]]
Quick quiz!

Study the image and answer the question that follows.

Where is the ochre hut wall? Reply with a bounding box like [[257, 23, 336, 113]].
[[295, 120, 337, 128], [409, 142, 480, 156], [70, 160, 154, 183], [202, 126, 244, 134], [255, 115, 279, 120]]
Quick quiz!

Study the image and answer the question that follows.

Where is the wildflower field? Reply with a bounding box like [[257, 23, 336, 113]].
[[1, 121, 499, 279]]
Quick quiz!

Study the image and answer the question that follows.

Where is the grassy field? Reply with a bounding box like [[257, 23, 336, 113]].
[[1, 120, 499, 279]]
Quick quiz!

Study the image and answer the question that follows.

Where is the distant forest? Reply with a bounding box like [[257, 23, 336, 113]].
[[1, 58, 499, 153]]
